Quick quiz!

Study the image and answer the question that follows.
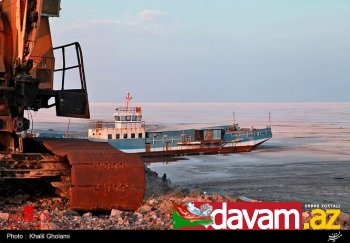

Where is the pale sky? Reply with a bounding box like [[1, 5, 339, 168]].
[[50, 0, 350, 102]]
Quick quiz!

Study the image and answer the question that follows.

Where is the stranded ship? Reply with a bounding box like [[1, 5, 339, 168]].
[[88, 93, 272, 158]]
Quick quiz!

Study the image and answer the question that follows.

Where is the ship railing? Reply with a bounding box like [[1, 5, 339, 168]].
[[89, 121, 114, 129], [146, 137, 181, 144], [229, 127, 272, 138], [115, 107, 142, 114], [89, 121, 145, 129]]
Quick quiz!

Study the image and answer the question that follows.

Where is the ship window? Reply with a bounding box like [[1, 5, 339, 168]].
[[137, 116, 142, 121], [131, 133, 135, 138], [115, 116, 120, 121], [126, 116, 131, 121], [116, 134, 120, 139], [93, 133, 95, 136], [120, 116, 126, 121], [132, 115, 137, 121], [138, 133, 143, 138], [108, 134, 112, 139], [124, 134, 128, 139]]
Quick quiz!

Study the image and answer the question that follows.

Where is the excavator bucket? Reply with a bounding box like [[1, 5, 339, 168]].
[[42, 139, 145, 211]]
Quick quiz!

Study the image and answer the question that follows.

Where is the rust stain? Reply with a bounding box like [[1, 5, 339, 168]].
[[41, 139, 145, 211]]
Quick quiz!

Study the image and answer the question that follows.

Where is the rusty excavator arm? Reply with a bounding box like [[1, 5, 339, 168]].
[[0, 0, 89, 152], [0, 0, 145, 211]]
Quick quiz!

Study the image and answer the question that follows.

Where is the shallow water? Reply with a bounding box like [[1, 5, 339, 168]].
[[32, 102, 350, 212]]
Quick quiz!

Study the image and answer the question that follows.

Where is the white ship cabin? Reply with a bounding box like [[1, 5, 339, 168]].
[[88, 93, 146, 140]]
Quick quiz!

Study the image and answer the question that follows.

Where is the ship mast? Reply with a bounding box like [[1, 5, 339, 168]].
[[125, 92, 133, 112]]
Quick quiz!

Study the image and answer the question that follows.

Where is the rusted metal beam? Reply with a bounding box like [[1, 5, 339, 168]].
[[0, 153, 67, 179]]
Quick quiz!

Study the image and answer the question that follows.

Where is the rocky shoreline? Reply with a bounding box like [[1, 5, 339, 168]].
[[0, 168, 349, 230]]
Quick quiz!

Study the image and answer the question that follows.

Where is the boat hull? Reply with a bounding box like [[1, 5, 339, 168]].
[[89, 127, 272, 158], [137, 141, 267, 158]]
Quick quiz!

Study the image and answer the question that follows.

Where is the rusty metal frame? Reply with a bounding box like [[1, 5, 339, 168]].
[[53, 42, 87, 92]]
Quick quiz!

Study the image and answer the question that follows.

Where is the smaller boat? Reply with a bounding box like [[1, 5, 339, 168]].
[[88, 93, 272, 158]]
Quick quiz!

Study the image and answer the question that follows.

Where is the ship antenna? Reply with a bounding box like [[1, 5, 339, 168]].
[[233, 111, 236, 125], [125, 92, 132, 112], [268, 113, 271, 128]]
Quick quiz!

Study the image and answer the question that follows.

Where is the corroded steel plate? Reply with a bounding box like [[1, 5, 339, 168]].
[[42, 139, 145, 211]]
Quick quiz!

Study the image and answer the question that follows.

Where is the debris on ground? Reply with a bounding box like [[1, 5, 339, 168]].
[[0, 167, 349, 230]]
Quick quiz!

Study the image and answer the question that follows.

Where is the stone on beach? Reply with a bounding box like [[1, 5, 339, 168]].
[[40, 222, 59, 230], [82, 212, 92, 218], [110, 209, 122, 218], [0, 212, 9, 221]]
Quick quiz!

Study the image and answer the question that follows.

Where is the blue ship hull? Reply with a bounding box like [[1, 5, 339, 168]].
[[95, 126, 273, 155], [37, 126, 272, 157]]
